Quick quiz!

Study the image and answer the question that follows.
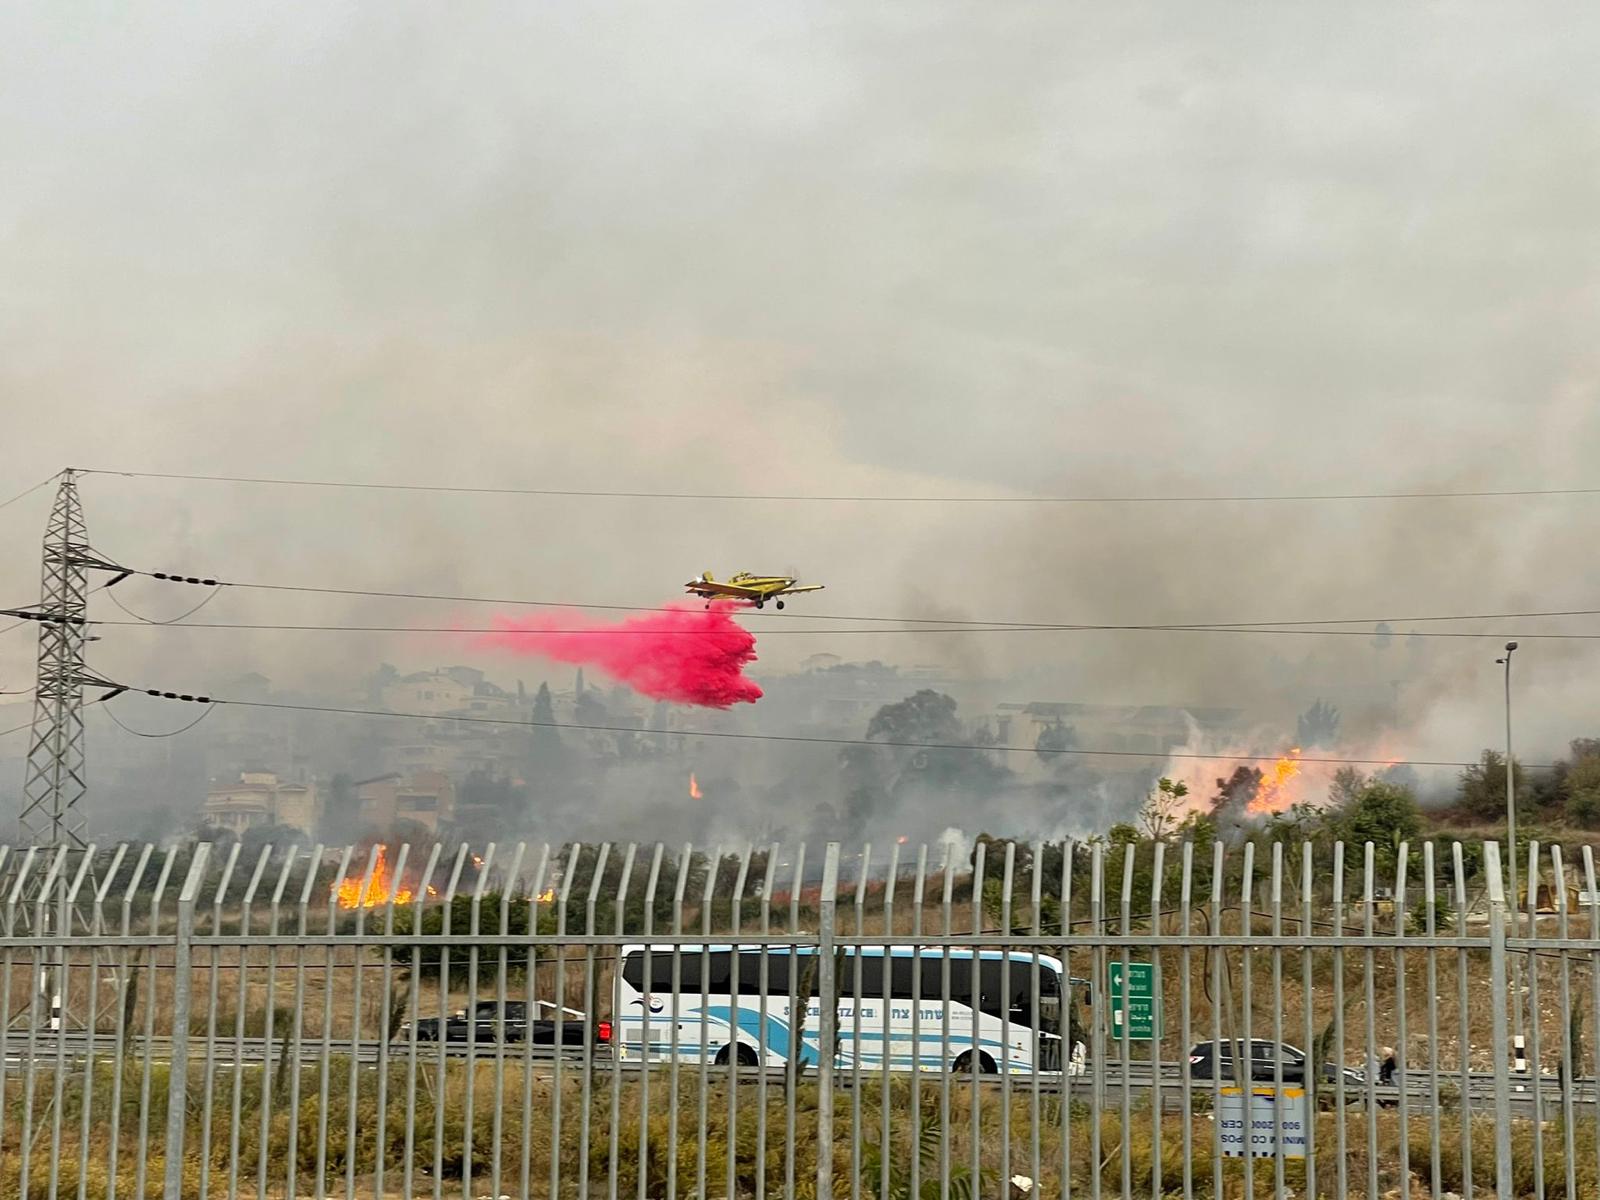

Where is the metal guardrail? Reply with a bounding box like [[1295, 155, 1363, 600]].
[[0, 836, 1596, 1198]]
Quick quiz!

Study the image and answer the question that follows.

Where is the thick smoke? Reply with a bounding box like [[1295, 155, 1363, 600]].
[[3, 7, 1599, 843]]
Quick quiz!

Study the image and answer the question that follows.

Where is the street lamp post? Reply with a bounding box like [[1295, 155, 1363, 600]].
[[1496, 641, 1522, 1063]]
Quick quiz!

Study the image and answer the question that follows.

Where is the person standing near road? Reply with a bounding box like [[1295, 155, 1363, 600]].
[[1378, 1046, 1397, 1086]]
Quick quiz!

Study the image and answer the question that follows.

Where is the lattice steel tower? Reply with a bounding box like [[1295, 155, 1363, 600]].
[[18, 470, 127, 846]]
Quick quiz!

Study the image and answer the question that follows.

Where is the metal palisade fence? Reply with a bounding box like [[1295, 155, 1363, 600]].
[[0, 836, 1594, 1198]]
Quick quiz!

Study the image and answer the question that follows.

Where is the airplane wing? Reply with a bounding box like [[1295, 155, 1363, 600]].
[[687, 579, 764, 598], [781, 584, 825, 594]]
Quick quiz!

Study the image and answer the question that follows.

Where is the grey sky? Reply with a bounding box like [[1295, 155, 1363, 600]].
[[2, 4, 1598, 772]]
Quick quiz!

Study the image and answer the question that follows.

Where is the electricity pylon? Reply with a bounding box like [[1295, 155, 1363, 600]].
[[19, 470, 128, 845], [7, 470, 128, 1031]]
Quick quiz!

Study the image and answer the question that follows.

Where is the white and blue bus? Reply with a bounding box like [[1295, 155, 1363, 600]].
[[613, 944, 1085, 1075]]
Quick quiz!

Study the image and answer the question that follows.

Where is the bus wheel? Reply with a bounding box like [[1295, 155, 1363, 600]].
[[715, 1043, 760, 1067], [953, 1050, 997, 1075]]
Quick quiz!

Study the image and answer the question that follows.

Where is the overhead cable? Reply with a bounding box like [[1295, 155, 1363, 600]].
[[106, 584, 224, 625], [87, 617, 1600, 641], [101, 701, 218, 739], [133, 688, 1543, 769], [79, 467, 1600, 505], [0, 472, 62, 516], [123, 568, 1600, 631]]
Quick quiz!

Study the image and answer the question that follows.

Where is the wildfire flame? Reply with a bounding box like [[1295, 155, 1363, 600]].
[[688, 773, 703, 800], [334, 846, 414, 909], [1249, 748, 1304, 815], [535, 888, 556, 903]]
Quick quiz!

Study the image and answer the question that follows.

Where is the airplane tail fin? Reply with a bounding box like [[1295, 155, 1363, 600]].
[[702, 570, 714, 583]]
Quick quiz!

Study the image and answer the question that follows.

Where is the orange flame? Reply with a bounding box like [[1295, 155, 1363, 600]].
[[535, 887, 556, 903], [334, 845, 414, 909], [1248, 748, 1304, 815], [689, 773, 703, 800]]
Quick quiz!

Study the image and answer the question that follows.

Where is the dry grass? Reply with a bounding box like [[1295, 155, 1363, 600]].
[[0, 1059, 1590, 1199]]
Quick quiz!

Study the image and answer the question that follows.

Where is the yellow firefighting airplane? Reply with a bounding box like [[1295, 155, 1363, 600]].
[[684, 571, 825, 610]]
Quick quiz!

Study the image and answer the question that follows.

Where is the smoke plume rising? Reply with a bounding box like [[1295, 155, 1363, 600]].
[[476, 602, 762, 708]]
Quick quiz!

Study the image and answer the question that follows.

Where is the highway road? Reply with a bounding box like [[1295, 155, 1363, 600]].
[[1, 1032, 1591, 1116]]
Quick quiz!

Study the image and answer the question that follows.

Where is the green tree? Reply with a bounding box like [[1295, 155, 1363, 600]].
[[971, 833, 1035, 881], [867, 690, 1007, 796], [1332, 781, 1421, 877], [1296, 699, 1341, 748], [1327, 765, 1367, 809], [1139, 777, 1189, 841], [867, 689, 964, 744], [1566, 755, 1600, 829], [1211, 766, 1262, 825], [391, 891, 534, 981], [1458, 749, 1528, 821], [526, 681, 572, 781]]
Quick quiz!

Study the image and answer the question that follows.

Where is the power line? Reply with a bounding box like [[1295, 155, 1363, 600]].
[[130, 689, 1529, 769], [0, 472, 62, 516], [105, 585, 224, 625], [85, 617, 1600, 641], [80, 467, 1600, 505], [124, 569, 1600, 631], [100, 701, 217, 739]]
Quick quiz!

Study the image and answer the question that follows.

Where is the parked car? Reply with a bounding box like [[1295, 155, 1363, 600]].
[[401, 1001, 600, 1047], [1187, 1039, 1365, 1088]]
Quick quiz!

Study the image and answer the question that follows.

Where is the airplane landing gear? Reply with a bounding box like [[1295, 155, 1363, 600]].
[[775, 600, 785, 610]]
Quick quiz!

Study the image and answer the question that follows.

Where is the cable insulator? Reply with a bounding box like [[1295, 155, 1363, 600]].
[[146, 689, 160, 696], [196, 695, 211, 703], [179, 694, 194, 701]]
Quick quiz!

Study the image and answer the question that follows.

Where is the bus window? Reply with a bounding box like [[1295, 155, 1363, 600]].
[[621, 948, 706, 994], [736, 950, 796, 996], [920, 955, 971, 1003], [854, 953, 885, 998], [704, 950, 732, 995]]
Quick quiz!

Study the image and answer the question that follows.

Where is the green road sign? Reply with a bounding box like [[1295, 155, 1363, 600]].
[[1107, 961, 1159, 1040]]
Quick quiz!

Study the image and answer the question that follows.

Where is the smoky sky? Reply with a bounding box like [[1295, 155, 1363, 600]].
[[2, 3, 1599, 780]]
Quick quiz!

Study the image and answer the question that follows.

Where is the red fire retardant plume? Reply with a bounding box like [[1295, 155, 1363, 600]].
[[476, 602, 762, 708]]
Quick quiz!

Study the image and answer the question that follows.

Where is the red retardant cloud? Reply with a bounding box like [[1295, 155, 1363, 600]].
[[475, 602, 762, 709]]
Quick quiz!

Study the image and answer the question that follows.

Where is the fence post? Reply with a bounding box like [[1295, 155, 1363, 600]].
[[816, 843, 841, 1200], [163, 844, 210, 1199], [1486, 840, 1514, 1197]]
